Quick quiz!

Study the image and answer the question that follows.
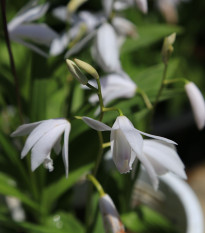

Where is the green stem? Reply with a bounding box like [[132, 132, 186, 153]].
[[96, 78, 105, 121], [138, 89, 153, 110], [103, 107, 123, 116], [163, 78, 189, 85], [87, 174, 105, 197], [153, 62, 168, 109], [0, 0, 23, 123], [93, 131, 104, 176]]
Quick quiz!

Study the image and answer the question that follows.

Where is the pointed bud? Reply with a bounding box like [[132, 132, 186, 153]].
[[185, 82, 205, 130], [99, 194, 125, 233], [162, 33, 176, 64], [74, 58, 99, 80], [66, 59, 88, 84]]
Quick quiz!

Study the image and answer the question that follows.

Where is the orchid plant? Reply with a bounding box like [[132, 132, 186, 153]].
[[0, 0, 204, 233]]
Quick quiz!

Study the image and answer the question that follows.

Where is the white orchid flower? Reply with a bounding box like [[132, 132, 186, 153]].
[[99, 194, 125, 233], [185, 82, 205, 130], [82, 115, 177, 188], [87, 73, 137, 106], [8, 2, 58, 57], [91, 23, 121, 73], [11, 119, 71, 176]]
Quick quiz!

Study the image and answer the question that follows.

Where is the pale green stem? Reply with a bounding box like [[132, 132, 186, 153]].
[[138, 88, 153, 110], [163, 78, 189, 85], [102, 142, 111, 148], [153, 62, 168, 109], [93, 131, 104, 176], [103, 107, 123, 116], [87, 174, 105, 197]]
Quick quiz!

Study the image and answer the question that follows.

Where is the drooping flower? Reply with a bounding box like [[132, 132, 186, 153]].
[[185, 82, 205, 130], [99, 193, 125, 233], [11, 119, 71, 176], [91, 23, 122, 73], [8, 1, 58, 57], [82, 115, 182, 189], [87, 73, 137, 106]]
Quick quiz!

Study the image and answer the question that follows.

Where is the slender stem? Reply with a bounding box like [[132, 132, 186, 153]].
[[1, 0, 23, 123], [103, 107, 123, 116], [93, 131, 104, 176], [153, 62, 168, 109], [87, 174, 105, 197], [102, 142, 111, 148], [138, 89, 153, 110], [96, 79, 105, 121], [163, 78, 189, 85]]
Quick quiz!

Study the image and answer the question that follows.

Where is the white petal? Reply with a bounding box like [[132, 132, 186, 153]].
[[112, 16, 137, 37], [114, 0, 134, 11], [185, 82, 205, 130], [11, 121, 42, 137], [21, 119, 67, 158], [52, 6, 68, 22], [54, 137, 62, 155], [10, 24, 58, 46], [31, 124, 66, 171], [117, 116, 143, 158], [65, 30, 96, 58], [8, 3, 49, 31], [143, 140, 186, 179], [102, 0, 113, 17], [94, 23, 121, 72], [111, 129, 132, 173], [99, 194, 125, 233], [62, 124, 71, 177], [82, 117, 112, 131], [12, 37, 49, 57], [135, 129, 177, 145], [43, 154, 54, 172], [49, 32, 70, 56], [135, 0, 148, 14]]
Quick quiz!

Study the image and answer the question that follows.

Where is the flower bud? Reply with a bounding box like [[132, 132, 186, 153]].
[[185, 82, 205, 130], [99, 194, 125, 233], [67, 0, 87, 14], [74, 58, 99, 80], [66, 59, 88, 84], [162, 33, 176, 64]]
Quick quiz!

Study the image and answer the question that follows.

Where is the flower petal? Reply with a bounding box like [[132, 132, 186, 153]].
[[143, 140, 187, 179], [8, 3, 49, 31], [62, 124, 71, 177], [135, 129, 177, 145], [185, 82, 205, 130], [11, 121, 42, 137], [52, 6, 68, 22], [135, 0, 148, 14], [102, 0, 113, 17], [111, 129, 132, 173], [82, 117, 112, 131], [31, 124, 66, 171], [21, 119, 67, 158]]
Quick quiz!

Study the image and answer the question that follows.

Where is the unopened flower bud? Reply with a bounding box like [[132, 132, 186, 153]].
[[99, 194, 125, 233], [74, 58, 99, 80], [185, 82, 205, 130], [67, 0, 87, 14], [66, 59, 88, 84], [162, 33, 176, 64]]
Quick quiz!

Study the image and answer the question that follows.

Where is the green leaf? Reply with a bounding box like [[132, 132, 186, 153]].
[[0, 172, 39, 211], [121, 24, 183, 54], [41, 163, 93, 214]]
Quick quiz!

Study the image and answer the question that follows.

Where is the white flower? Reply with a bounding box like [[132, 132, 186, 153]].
[[91, 23, 121, 73], [82, 115, 180, 189], [8, 2, 58, 57], [99, 194, 125, 233], [11, 119, 71, 176], [87, 73, 137, 106], [185, 82, 205, 130]]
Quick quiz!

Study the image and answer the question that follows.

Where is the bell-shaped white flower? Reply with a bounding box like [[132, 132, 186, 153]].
[[8, 2, 58, 57], [11, 119, 71, 176], [87, 73, 137, 106], [82, 116, 177, 183], [99, 194, 125, 233], [91, 23, 121, 73], [185, 82, 205, 130]]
